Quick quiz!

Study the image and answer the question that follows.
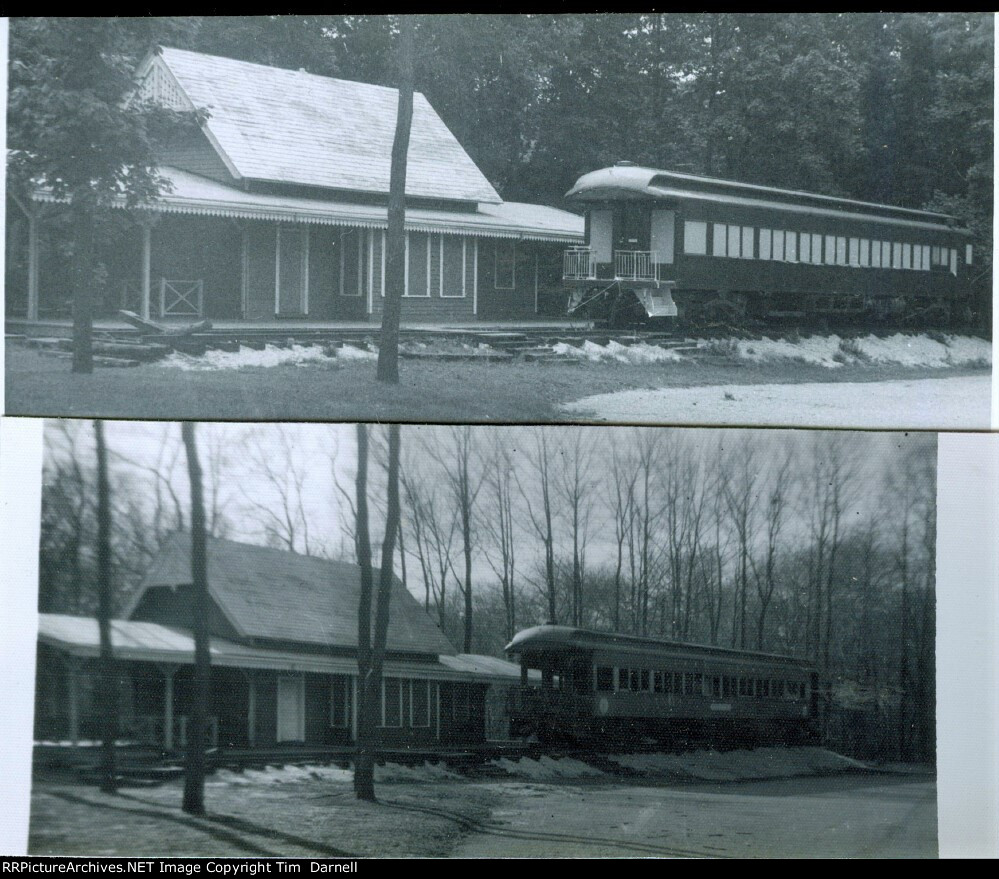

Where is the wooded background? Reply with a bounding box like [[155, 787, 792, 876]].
[[39, 422, 937, 762], [8, 13, 993, 278]]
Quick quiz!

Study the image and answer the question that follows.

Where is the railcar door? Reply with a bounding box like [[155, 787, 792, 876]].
[[615, 205, 650, 253]]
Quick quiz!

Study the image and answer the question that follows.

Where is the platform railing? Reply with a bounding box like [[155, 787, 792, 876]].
[[563, 247, 596, 281], [614, 250, 659, 282]]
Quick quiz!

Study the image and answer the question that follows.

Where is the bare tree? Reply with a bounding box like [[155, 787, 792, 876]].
[[517, 428, 558, 623], [555, 430, 595, 627], [377, 16, 415, 383], [238, 425, 314, 555], [481, 435, 518, 641], [353, 425, 401, 801], [93, 420, 117, 794], [609, 442, 638, 633], [749, 449, 792, 650], [722, 436, 758, 649], [181, 422, 210, 816]]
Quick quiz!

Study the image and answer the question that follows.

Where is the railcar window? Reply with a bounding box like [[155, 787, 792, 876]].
[[756, 679, 765, 698], [596, 667, 614, 692], [653, 671, 663, 693], [913, 245, 923, 271], [849, 238, 859, 267], [692, 673, 703, 695], [811, 233, 823, 265], [617, 668, 628, 690], [966, 244, 973, 266], [785, 230, 798, 262], [922, 245, 931, 270], [950, 249, 958, 275], [799, 232, 811, 263], [860, 239, 870, 267], [727, 224, 741, 258], [712, 224, 726, 257], [663, 672, 674, 694], [903, 243, 912, 270], [892, 242, 902, 269], [763, 680, 771, 698], [738, 678, 748, 697], [824, 235, 835, 265], [759, 228, 772, 260], [629, 669, 640, 692], [772, 229, 785, 261], [776, 680, 784, 698], [836, 237, 848, 266], [722, 677, 731, 698], [872, 241, 882, 268], [641, 669, 651, 692], [881, 241, 891, 268], [712, 676, 722, 698], [684, 221, 707, 255], [742, 226, 754, 259]]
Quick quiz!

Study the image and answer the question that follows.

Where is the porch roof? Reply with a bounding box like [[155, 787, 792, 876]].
[[31, 167, 583, 243], [38, 613, 526, 684]]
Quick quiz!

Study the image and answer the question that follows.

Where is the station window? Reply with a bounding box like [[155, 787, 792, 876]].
[[799, 232, 811, 263], [331, 676, 351, 728], [495, 240, 516, 289], [381, 677, 403, 727], [411, 680, 431, 727], [684, 221, 708, 255], [596, 667, 614, 692], [849, 238, 859, 267], [759, 228, 772, 260], [860, 239, 871, 267]]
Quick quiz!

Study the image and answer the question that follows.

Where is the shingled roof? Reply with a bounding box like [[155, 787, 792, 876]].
[[131, 534, 456, 657], [148, 46, 502, 205]]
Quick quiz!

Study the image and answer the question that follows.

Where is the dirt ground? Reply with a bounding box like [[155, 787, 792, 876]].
[[25, 754, 937, 859], [4, 344, 990, 424]]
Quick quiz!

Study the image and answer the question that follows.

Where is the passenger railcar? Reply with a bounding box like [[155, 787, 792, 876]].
[[563, 163, 974, 324], [505, 625, 819, 747]]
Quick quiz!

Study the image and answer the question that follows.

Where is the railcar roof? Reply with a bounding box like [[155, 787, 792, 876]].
[[506, 624, 812, 668], [566, 164, 966, 231]]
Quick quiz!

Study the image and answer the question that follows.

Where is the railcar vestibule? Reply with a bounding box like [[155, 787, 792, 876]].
[[564, 164, 973, 323]]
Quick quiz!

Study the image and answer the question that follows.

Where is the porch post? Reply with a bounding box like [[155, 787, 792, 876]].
[[473, 239, 479, 316], [67, 658, 80, 748], [27, 212, 40, 321], [140, 224, 152, 321], [350, 674, 358, 742]]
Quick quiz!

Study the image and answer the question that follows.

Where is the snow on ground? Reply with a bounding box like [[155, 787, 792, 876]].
[[608, 747, 866, 783], [732, 333, 991, 369], [553, 340, 686, 364], [206, 761, 460, 787], [564, 374, 991, 429], [157, 343, 375, 370], [490, 756, 605, 779]]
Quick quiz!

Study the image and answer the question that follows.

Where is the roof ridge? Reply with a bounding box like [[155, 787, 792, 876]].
[[157, 45, 419, 98]]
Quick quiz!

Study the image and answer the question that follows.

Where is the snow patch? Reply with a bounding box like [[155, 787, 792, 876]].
[[490, 756, 605, 779], [552, 340, 685, 364], [206, 761, 459, 787], [157, 343, 376, 371], [608, 747, 865, 782]]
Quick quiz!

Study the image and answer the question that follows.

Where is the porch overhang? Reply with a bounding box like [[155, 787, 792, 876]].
[[38, 613, 525, 684], [30, 166, 584, 244]]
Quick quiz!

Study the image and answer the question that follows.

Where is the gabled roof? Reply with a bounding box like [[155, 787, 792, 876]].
[[144, 46, 502, 205], [130, 534, 455, 657]]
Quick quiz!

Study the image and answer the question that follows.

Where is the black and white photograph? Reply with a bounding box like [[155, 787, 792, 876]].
[[0, 12, 997, 863], [14, 420, 941, 857], [2, 14, 993, 427]]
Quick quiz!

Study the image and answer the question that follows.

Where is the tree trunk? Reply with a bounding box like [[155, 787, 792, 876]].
[[353, 425, 376, 801], [71, 203, 96, 374], [377, 16, 415, 384], [93, 420, 117, 794], [181, 423, 211, 816]]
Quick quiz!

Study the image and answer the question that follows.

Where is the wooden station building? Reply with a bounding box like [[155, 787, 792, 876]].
[[7, 46, 583, 325], [34, 535, 526, 755]]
